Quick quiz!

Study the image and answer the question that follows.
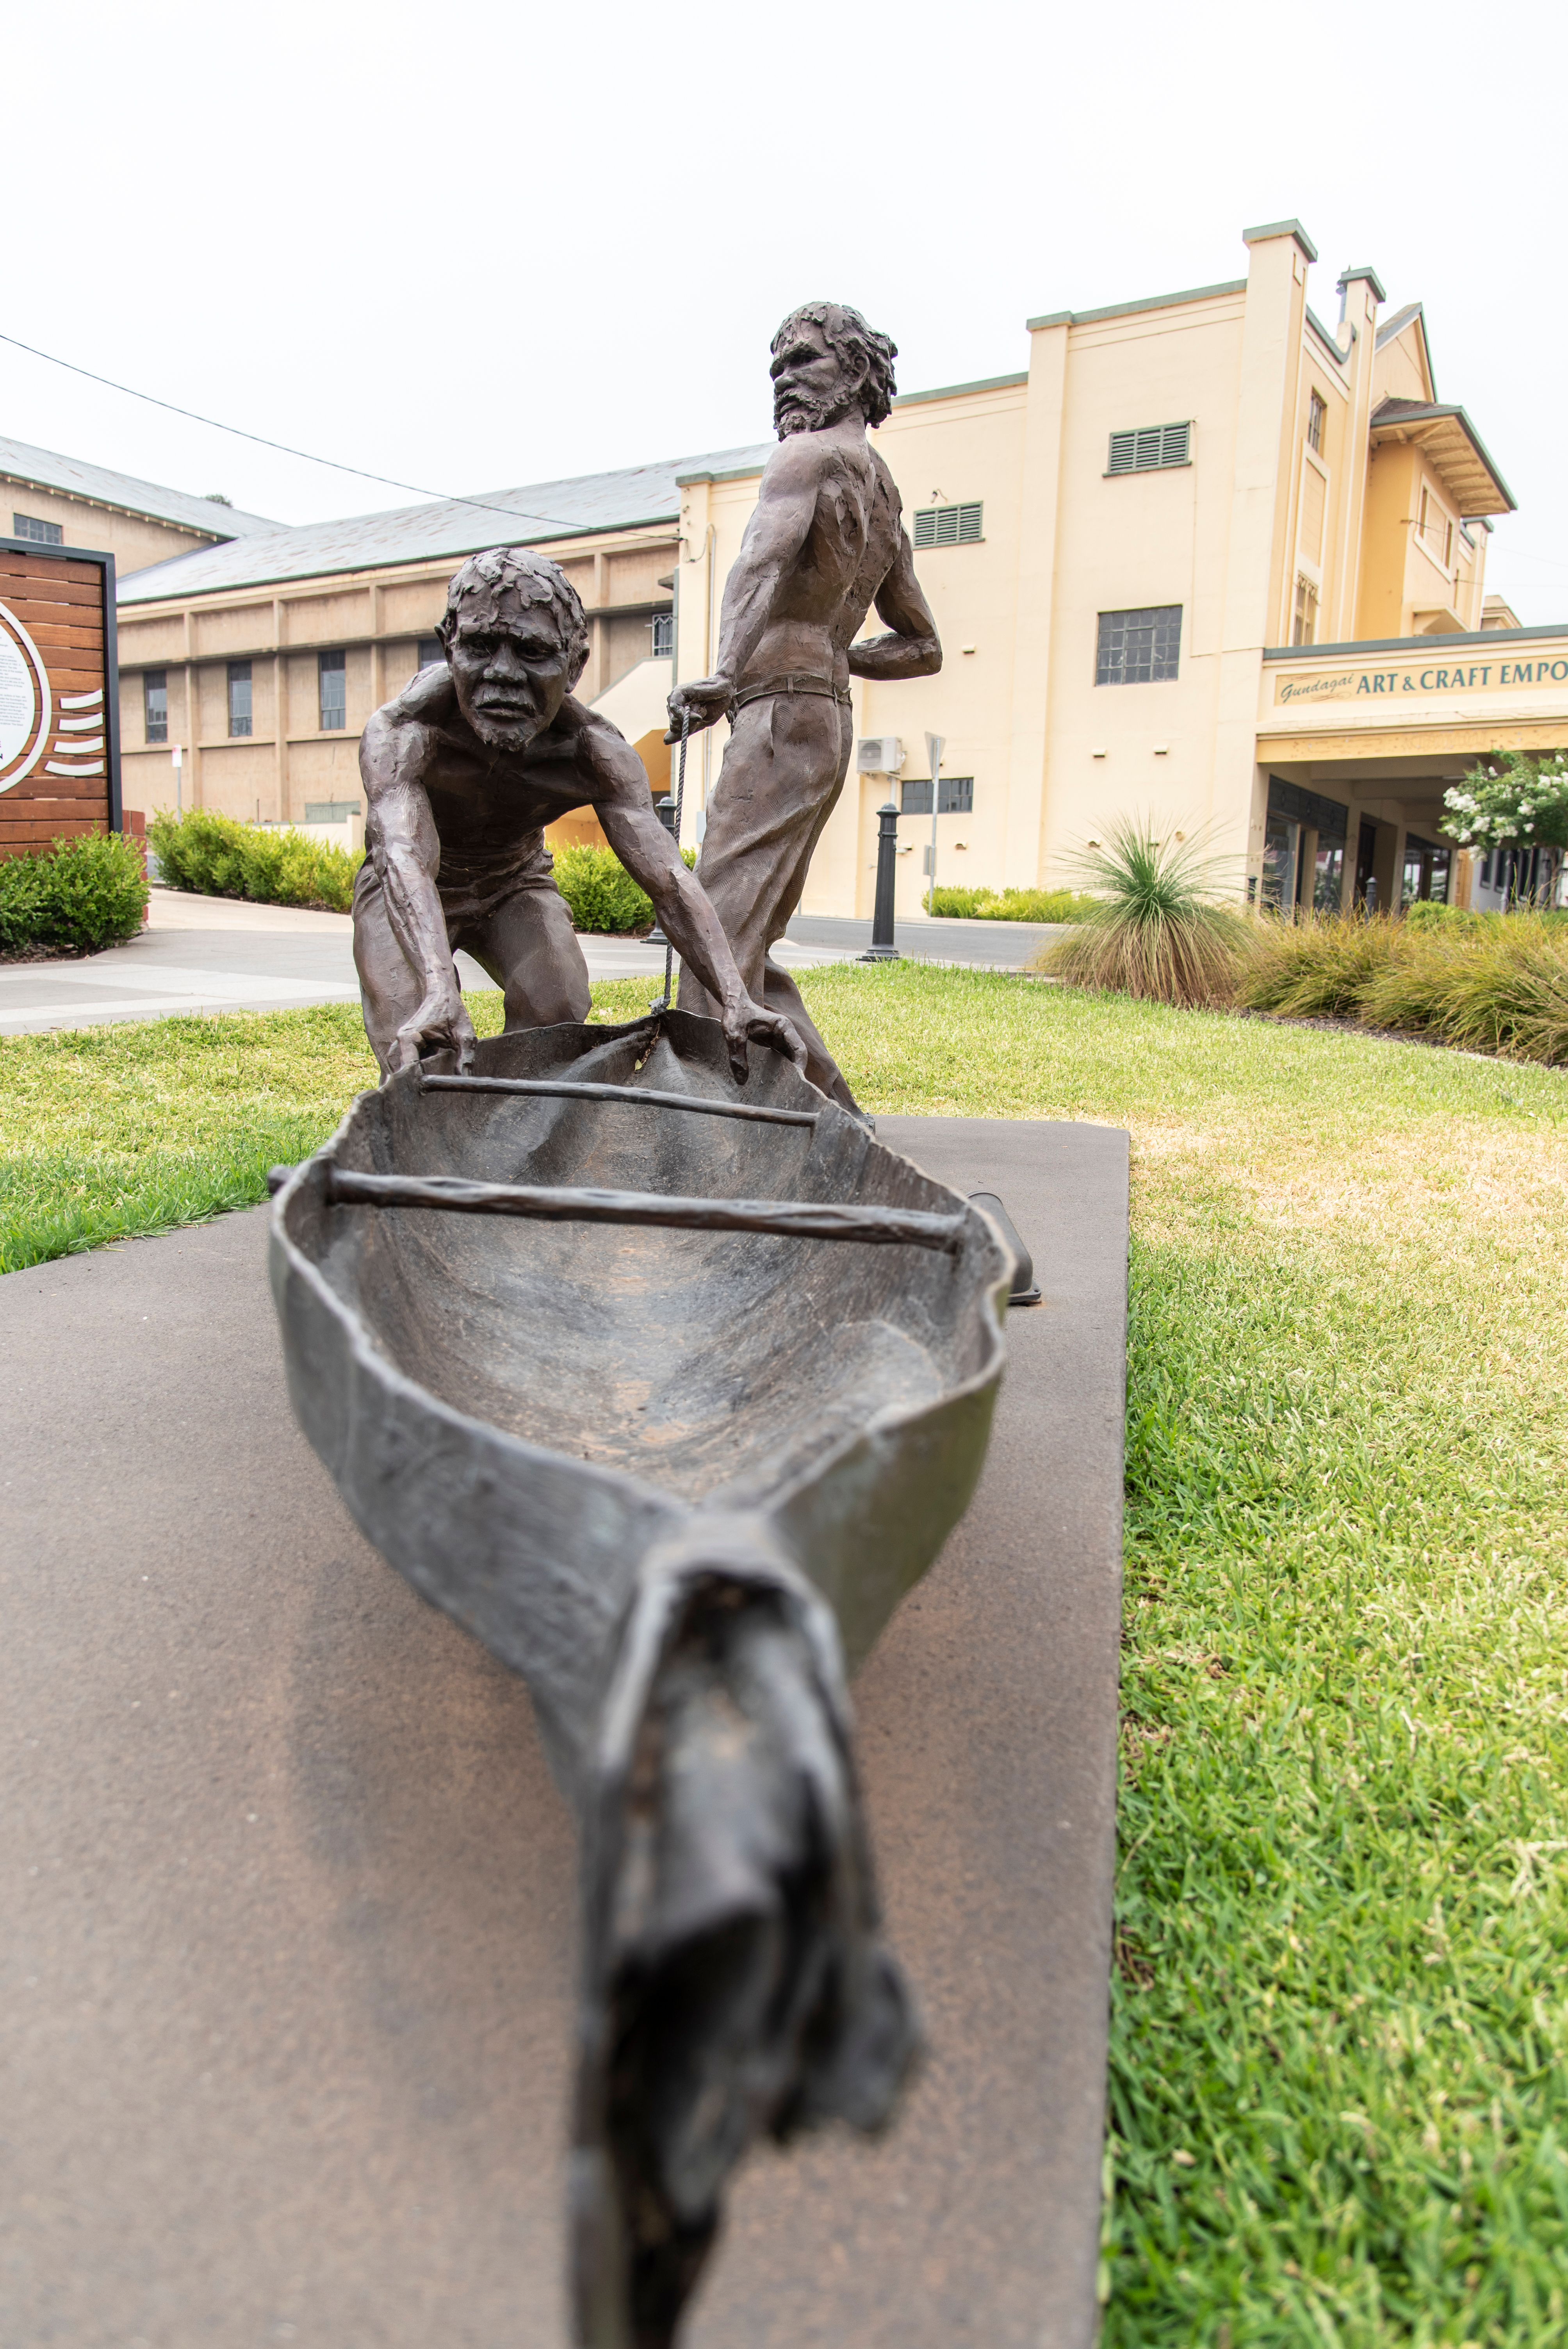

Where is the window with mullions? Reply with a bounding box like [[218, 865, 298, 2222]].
[[913, 502, 982, 548], [1307, 390, 1327, 453], [1095, 606, 1181, 685], [1106, 422, 1190, 475], [227, 660, 253, 737], [901, 776, 974, 816], [13, 512, 63, 544], [651, 612, 674, 658], [144, 670, 168, 744], [319, 649, 347, 731], [417, 636, 444, 671]]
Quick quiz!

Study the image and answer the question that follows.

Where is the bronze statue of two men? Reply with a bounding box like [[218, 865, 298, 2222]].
[[354, 302, 939, 1108]]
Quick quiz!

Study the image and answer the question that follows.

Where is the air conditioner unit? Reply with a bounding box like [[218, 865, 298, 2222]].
[[856, 735, 903, 774]]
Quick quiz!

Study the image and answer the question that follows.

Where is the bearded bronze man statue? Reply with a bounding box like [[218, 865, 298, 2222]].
[[354, 546, 805, 1081], [668, 302, 941, 1119]]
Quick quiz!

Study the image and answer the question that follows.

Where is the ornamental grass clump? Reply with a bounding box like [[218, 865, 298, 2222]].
[[1238, 909, 1568, 1064], [1236, 913, 1404, 1019], [1434, 914, 1568, 1063], [1034, 819, 1251, 1005]]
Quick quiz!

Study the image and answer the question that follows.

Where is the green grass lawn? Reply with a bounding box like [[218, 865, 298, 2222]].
[[5, 962, 1568, 2343]]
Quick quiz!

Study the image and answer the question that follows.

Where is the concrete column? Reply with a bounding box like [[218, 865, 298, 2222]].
[[1298, 823, 1319, 913], [1329, 271, 1383, 645], [1246, 765, 1270, 900], [1337, 804, 1360, 914], [1005, 316, 1068, 890], [1372, 819, 1405, 915], [273, 596, 287, 823], [1213, 227, 1312, 872], [185, 659, 201, 807], [369, 583, 385, 726], [674, 475, 719, 828], [183, 610, 201, 807]]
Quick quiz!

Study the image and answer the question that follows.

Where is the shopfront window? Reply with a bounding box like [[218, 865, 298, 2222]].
[[1262, 812, 1299, 911], [1402, 838, 1452, 907], [1264, 780, 1350, 916], [1313, 842, 1344, 913]]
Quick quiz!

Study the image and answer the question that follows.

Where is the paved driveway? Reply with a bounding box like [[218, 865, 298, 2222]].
[[0, 892, 1060, 1039]]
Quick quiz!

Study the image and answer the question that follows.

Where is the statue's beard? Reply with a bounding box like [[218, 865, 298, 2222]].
[[465, 706, 535, 752], [775, 385, 855, 438]]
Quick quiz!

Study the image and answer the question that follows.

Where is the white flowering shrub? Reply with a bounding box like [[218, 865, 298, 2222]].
[[1443, 751, 1568, 851]]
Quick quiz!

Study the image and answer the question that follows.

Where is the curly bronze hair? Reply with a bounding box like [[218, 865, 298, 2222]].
[[438, 546, 590, 684], [770, 301, 898, 428]]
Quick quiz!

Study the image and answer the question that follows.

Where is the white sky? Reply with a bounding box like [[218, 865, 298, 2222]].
[[5, 0, 1564, 623]]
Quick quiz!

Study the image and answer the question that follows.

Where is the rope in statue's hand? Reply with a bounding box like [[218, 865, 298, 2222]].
[[653, 710, 692, 1015]]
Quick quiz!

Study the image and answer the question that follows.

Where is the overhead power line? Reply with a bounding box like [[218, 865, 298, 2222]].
[[0, 330, 582, 531]]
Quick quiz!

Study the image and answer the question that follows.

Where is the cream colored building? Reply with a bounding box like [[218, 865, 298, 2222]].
[[108, 216, 1562, 911], [675, 219, 1539, 920]]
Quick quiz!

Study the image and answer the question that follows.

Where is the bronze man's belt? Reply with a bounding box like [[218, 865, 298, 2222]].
[[729, 672, 854, 717]]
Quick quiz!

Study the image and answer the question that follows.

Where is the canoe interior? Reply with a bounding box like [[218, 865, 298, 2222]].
[[300, 1013, 1008, 1511]]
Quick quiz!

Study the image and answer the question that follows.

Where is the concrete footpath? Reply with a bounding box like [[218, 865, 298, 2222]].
[[0, 892, 1063, 1038], [0, 1118, 1126, 2348]]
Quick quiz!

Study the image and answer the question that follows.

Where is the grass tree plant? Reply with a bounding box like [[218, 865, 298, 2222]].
[[1036, 817, 1251, 1006]]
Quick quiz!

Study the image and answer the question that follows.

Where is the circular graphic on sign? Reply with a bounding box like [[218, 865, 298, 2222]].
[[0, 601, 52, 792]]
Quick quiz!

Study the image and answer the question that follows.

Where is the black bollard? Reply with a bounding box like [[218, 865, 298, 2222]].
[[857, 799, 902, 963], [647, 795, 679, 946]]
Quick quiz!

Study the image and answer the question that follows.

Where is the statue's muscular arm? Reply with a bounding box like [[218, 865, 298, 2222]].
[[561, 706, 807, 1082], [846, 503, 941, 681], [359, 665, 477, 1072], [665, 435, 828, 735]]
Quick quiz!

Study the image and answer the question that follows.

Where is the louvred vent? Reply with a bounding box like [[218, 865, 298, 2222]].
[[914, 501, 983, 547], [1107, 421, 1190, 474]]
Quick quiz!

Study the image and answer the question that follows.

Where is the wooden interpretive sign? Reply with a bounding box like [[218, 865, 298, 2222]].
[[0, 537, 121, 859]]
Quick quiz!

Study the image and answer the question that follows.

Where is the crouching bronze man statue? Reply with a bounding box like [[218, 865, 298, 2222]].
[[668, 301, 941, 1117], [354, 546, 805, 1081]]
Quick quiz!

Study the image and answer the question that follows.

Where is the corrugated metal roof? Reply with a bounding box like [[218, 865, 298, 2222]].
[[116, 444, 775, 606], [0, 434, 279, 542]]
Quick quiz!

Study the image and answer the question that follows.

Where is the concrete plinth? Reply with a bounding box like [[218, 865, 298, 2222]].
[[0, 1117, 1127, 2349]]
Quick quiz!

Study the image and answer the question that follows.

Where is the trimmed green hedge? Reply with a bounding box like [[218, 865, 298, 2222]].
[[147, 807, 362, 913], [0, 832, 149, 955], [552, 843, 697, 933], [925, 883, 1099, 923]]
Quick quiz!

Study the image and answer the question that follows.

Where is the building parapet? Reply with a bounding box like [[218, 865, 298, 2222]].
[[1025, 279, 1246, 333], [892, 372, 1028, 408]]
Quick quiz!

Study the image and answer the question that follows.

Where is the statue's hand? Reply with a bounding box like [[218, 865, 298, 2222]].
[[665, 673, 732, 741], [387, 981, 476, 1077], [720, 992, 809, 1086]]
